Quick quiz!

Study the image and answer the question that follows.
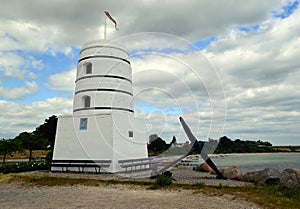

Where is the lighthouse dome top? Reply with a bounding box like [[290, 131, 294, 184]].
[[80, 39, 129, 58], [82, 39, 127, 50]]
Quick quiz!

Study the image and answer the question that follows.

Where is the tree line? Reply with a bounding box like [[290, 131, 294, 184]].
[[147, 134, 273, 155], [214, 136, 273, 153], [0, 115, 57, 163]]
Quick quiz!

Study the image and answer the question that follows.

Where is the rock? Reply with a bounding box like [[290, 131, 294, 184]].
[[194, 163, 214, 173], [242, 170, 261, 183], [280, 168, 300, 189], [254, 168, 281, 185], [222, 166, 243, 181]]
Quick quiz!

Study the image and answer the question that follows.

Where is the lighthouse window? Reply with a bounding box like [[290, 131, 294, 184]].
[[82, 96, 91, 108], [80, 118, 88, 130], [86, 62, 92, 74], [129, 131, 133, 138]]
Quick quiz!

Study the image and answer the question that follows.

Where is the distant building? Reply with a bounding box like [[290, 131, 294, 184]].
[[171, 141, 190, 148]]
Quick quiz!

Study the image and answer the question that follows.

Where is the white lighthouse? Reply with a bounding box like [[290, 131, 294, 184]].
[[51, 40, 148, 173]]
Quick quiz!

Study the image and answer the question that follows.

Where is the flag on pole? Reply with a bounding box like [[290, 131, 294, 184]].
[[104, 11, 119, 30]]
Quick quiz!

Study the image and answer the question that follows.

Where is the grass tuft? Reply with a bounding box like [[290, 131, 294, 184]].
[[193, 182, 205, 189]]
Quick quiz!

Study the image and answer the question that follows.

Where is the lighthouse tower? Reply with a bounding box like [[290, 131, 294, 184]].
[[52, 40, 148, 173]]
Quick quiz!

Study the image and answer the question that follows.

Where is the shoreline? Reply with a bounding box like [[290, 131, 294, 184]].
[[210, 152, 300, 156]]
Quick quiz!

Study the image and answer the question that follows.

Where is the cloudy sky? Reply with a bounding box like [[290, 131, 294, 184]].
[[0, 0, 299, 145]]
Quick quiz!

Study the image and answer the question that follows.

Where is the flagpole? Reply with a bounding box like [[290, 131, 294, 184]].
[[104, 15, 107, 40]]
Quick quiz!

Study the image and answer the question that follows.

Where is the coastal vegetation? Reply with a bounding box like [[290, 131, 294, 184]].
[[214, 136, 273, 153], [147, 134, 299, 156], [0, 162, 49, 174], [0, 115, 57, 163]]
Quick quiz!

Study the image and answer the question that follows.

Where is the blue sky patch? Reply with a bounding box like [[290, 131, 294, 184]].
[[135, 102, 181, 115], [273, 0, 299, 19], [192, 36, 217, 50], [0, 49, 78, 104], [129, 36, 216, 58], [129, 47, 185, 59], [238, 24, 260, 32]]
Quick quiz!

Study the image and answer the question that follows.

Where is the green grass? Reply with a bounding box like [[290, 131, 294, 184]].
[[1, 174, 152, 187], [193, 184, 300, 209], [0, 174, 299, 209]]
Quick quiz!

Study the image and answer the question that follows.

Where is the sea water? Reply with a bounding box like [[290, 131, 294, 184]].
[[159, 152, 300, 173], [210, 152, 300, 173]]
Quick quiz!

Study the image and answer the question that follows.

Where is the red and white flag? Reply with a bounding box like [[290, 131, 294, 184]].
[[104, 11, 119, 30]]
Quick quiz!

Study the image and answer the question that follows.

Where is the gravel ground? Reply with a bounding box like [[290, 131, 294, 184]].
[[0, 183, 260, 209], [0, 169, 261, 208], [171, 169, 253, 186], [21, 168, 252, 187], [0, 169, 259, 209]]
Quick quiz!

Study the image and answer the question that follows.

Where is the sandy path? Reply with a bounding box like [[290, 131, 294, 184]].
[[0, 183, 260, 209]]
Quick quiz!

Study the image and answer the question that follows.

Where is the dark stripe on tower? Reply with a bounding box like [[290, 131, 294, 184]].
[[73, 107, 134, 113], [78, 55, 130, 64], [75, 88, 133, 96], [75, 75, 132, 83]]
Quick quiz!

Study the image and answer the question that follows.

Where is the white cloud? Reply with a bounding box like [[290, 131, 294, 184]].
[[205, 6, 300, 92], [28, 72, 38, 80], [0, 81, 39, 100], [0, 97, 73, 139], [129, 5, 300, 145], [0, 51, 44, 80], [32, 97, 73, 114], [130, 48, 226, 141], [201, 6, 300, 145], [29, 56, 44, 70], [46, 68, 76, 92], [0, 19, 78, 56], [0, 0, 286, 53], [0, 52, 27, 79]]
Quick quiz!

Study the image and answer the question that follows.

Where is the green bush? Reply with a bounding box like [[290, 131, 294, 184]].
[[0, 162, 50, 174], [155, 174, 173, 187]]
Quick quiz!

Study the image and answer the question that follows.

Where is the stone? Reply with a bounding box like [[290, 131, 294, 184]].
[[280, 168, 300, 189], [242, 170, 261, 183], [256, 168, 281, 185], [194, 163, 214, 173], [222, 166, 243, 181]]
